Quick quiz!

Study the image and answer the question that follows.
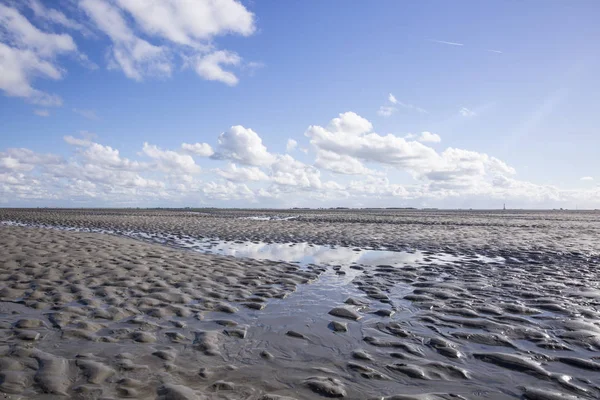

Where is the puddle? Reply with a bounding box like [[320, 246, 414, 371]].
[[1, 220, 504, 267], [0, 219, 506, 323], [238, 215, 298, 221], [1, 218, 504, 333]]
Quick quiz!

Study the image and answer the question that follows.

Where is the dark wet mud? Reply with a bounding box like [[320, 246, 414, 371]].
[[0, 209, 599, 399]]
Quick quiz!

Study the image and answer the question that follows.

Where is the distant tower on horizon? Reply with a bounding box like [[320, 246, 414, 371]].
[[503, 203, 506, 210]]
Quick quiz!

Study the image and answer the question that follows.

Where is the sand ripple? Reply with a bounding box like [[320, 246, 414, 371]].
[[0, 209, 599, 399]]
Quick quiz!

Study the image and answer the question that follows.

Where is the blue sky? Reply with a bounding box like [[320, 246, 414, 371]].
[[1, 0, 599, 208]]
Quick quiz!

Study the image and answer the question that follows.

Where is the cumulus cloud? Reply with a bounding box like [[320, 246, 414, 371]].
[[348, 176, 409, 198], [306, 111, 517, 193], [203, 181, 254, 201], [83, 142, 143, 170], [418, 131, 441, 143], [2, 139, 169, 204], [306, 112, 438, 172], [328, 112, 373, 135], [181, 142, 214, 157], [192, 50, 241, 86], [214, 125, 276, 166], [286, 139, 298, 152], [271, 155, 322, 189], [388, 93, 398, 104], [580, 176, 594, 182], [142, 143, 200, 174], [424, 148, 516, 189], [216, 163, 269, 182], [314, 150, 378, 175], [2, 112, 600, 207], [0, 148, 62, 173], [64, 134, 93, 147]]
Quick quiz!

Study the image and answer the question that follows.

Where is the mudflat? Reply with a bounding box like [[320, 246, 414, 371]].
[[0, 208, 599, 399]]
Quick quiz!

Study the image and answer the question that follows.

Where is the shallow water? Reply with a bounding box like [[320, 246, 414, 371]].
[[0, 219, 503, 266]]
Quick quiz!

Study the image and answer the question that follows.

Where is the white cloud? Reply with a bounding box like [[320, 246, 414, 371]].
[[80, 0, 255, 84], [328, 112, 373, 136], [64, 134, 146, 172], [314, 150, 377, 175], [580, 176, 594, 182], [286, 139, 298, 152], [423, 148, 516, 189], [113, 0, 255, 45], [377, 106, 396, 117], [73, 108, 99, 120], [0, 4, 77, 105], [2, 113, 600, 207], [1, 0, 259, 108], [0, 43, 63, 105], [192, 50, 241, 86], [26, 0, 87, 33], [306, 111, 517, 193], [214, 125, 276, 166], [34, 109, 49, 117], [306, 112, 439, 172], [142, 143, 200, 174], [216, 163, 268, 182], [0, 4, 76, 57], [59, 163, 163, 189], [388, 93, 398, 104], [459, 107, 476, 117], [347, 176, 409, 198], [203, 181, 254, 201], [84, 142, 143, 170], [0, 156, 30, 173], [181, 142, 214, 157], [80, 0, 171, 81], [271, 155, 322, 189], [0, 148, 62, 173], [418, 131, 441, 143], [64, 135, 93, 147]]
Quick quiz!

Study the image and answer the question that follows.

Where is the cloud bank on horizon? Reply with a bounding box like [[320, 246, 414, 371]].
[[1, 110, 598, 208], [0, 1, 598, 208]]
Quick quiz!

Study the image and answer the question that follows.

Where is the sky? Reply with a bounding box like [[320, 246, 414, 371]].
[[1, 0, 599, 209]]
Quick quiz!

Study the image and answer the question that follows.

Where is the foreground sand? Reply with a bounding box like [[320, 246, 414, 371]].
[[1, 209, 600, 399]]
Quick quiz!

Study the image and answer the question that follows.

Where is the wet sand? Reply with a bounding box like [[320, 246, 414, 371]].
[[0, 209, 599, 399]]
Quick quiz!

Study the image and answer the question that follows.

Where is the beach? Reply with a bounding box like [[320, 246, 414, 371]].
[[0, 209, 599, 399]]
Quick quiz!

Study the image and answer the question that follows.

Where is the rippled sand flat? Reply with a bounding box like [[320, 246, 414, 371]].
[[0, 209, 599, 399]]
